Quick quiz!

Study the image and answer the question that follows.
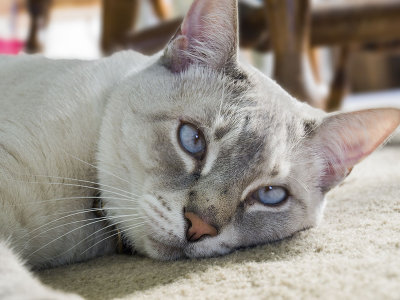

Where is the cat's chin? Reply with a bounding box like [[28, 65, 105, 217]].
[[142, 236, 186, 260], [137, 227, 237, 260], [138, 235, 232, 260], [183, 235, 236, 259], [122, 205, 241, 260], [126, 225, 231, 260]]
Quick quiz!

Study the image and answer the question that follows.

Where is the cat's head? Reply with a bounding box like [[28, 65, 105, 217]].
[[98, 0, 400, 260]]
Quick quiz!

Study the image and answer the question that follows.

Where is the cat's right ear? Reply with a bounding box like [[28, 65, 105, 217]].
[[312, 108, 400, 193], [161, 0, 238, 73]]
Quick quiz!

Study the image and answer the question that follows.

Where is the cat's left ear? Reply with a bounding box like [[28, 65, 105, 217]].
[[161, 0, 238, 73], [312, 108, 400, 192]]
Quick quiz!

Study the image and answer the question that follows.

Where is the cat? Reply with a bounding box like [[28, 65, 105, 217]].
[[1, 0, 400, 298]]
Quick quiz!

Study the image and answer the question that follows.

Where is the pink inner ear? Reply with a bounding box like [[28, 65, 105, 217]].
[[181, 0, 208, 41], [181, 0, 235, 43], [330, 128, 369, 168], [164, 0, 238, 72], [318, 108, 400, 191]]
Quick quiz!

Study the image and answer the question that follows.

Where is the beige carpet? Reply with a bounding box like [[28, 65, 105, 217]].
[[38, 142, 400, 300]]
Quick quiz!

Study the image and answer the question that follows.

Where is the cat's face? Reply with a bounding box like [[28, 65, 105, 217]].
[[99, 62, 325, 259], [97, 0, 400, 260]]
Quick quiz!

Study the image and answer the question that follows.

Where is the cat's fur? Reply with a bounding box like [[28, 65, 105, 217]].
[[1, 0, 400, 298]]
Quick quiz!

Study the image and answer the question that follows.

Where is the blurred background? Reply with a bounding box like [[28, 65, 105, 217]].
[[0, 0, 399, 111]]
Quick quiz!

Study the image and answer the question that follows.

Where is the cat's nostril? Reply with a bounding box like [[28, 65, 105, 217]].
[[185, 215, 192, 229], [184, 212, 217, 242]]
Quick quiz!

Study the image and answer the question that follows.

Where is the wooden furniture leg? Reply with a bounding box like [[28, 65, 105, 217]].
[[122, 17, 182, 55], [309, 48, 322, 84], [101, 0, 171, 55], [25, 0, 52, 53], [101, 0, 140, 55], [264, 0, 326, 108], [150, 0, 171, 20], [326, 47, 351, 112], [122, 1, 271, 56], [123, 1, 400, 55]]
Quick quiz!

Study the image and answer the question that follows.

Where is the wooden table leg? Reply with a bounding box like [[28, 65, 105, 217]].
[[122, 17, 181, 55], [150, 0, 171, 20], [25, 0, 52, 53], [264, 0, 326, 108], [101, 0, 172, 55], [101, 0, 140, 55], [325, 47, 350, 112]]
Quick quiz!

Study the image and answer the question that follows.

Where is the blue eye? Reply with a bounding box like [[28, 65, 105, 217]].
[[178, 123, 206, 159], [255, 186, 288, 206]]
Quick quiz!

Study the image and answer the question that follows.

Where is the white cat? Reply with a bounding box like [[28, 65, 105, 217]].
[[1, 0, 399, 298]]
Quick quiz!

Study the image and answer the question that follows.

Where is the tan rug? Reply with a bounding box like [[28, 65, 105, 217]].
[[38, 144, 400, 300]]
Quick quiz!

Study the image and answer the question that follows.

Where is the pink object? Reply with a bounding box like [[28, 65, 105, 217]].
[[0, 38, 24, 55]]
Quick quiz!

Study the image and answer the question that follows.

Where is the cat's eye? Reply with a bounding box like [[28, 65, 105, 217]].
[[178, 123, 206, 160], [254, 186, 288, 206]]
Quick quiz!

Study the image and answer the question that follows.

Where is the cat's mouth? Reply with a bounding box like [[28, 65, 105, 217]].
[[146, 235, 186, 259], [116, 214, 213, 260], [107, 193, 223, 260]]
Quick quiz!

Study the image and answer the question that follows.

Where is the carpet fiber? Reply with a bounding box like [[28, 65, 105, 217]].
[[38, 143, 400, 300]]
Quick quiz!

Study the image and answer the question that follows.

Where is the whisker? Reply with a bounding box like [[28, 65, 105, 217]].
[[0, 170, 140, 199], [33, 172, 134, 198], [80, 231, 122, 256], [52, 227, 121, 260], [218, 79, 226, 118], [24, 213, 147, 259], [287, 175, 310, 193], [18, 215, 106, 257], [57, 218, 140, 257], [81, 221, 147, 255], [61, 150, 132, 186], [19, 212, 145, 251], [5, 196, 136, 207], [2, 176, 136, 201], [61, 151, 145, 192], [19, 215, 106, 252], [290, 160, 316, 167], [30, 173, 138, 198], [36, 206, 140, 219]]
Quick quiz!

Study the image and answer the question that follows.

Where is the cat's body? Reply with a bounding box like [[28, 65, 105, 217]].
[[1, 0, 400, 298], [0, 52, 147, 267], [0, 50, 321, 267]]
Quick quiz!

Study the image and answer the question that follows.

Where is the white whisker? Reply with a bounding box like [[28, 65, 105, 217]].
[[20, 213, 146, 256], [23, 213, 146, 258], [36, 206, 139, 219], [3, 176, 136, 201], [61, 150, 131, 185], [0, 170, 140, 198], [59, 217, 144, 257], [287, 175, 310, 193], [6, 196, 135, 207], [80, 221, 146, 255]]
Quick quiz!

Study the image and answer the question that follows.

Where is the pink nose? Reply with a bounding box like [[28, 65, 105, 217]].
[[185, 212, 217, 242]]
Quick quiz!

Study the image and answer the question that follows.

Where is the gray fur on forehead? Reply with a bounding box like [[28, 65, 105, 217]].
[[139, 60, 324, 155], [164, 63, 321, 144], [172, 66, 252, 102], [164, 66, 256, 127]]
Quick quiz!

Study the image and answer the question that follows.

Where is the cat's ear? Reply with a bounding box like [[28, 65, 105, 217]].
[[312, 108, 400, 192], [161, 0, 238, 73]]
